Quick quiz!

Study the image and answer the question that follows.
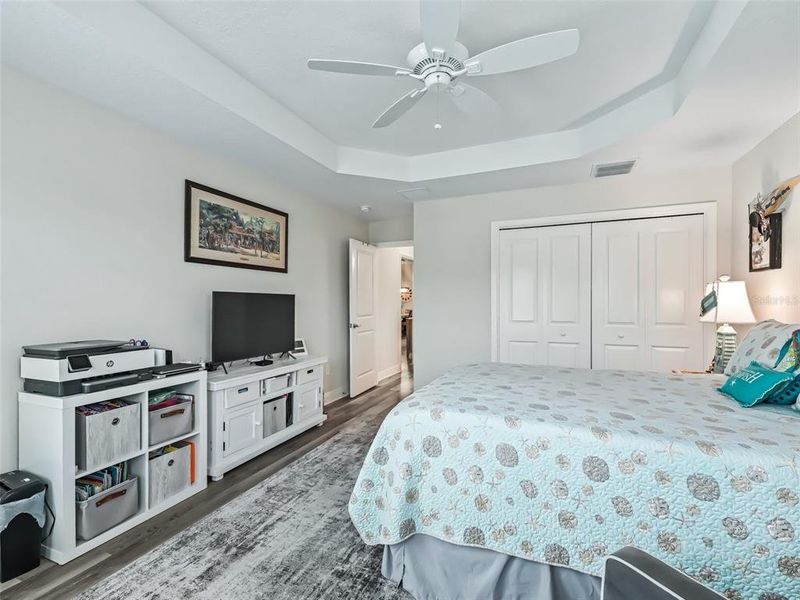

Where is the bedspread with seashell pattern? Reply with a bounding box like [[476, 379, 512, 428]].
[[349, 363, 800, 600]]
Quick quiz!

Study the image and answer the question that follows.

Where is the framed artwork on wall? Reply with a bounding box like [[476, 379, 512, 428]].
[[748, 175, 799, 272], [748, 208, 782, 272], [185, 180, 288, 273]]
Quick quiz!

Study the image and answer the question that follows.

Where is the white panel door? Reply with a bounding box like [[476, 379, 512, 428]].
[[643, 216, 705, 371], [591, 224, 646, 370], [592, 215, 704, 371], [349, 239, 378, 397], [497, 224, 591, 367]]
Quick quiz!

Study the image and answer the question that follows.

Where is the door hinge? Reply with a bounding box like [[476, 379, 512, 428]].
[[223, 441, 226, 451], [223, 422, 226, 431]]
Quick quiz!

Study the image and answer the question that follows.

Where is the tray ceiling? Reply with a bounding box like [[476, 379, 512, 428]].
[[2, 1, 798, 219]]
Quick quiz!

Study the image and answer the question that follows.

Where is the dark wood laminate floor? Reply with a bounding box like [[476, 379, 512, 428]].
[[2, 370, 412, 600]]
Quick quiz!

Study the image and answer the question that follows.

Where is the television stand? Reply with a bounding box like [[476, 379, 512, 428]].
[[206, 356, 328, 480]]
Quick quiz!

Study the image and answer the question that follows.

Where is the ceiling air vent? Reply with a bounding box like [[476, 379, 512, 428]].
[[591, 160, 636, 178]]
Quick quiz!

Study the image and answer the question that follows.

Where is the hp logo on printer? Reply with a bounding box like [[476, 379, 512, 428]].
[[106, 360, 114, 368]]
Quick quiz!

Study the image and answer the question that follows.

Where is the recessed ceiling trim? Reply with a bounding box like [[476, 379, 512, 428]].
[[54, 0, 747, 184]]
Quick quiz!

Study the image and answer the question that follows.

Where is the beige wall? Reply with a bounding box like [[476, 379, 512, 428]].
[[0, 69, 368, 471], [413, 168, 733, 387], [368, 217, 413, 244], [731, 113, 800, 326]]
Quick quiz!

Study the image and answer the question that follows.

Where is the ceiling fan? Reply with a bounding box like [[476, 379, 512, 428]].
[[307, 0, 579, 129]]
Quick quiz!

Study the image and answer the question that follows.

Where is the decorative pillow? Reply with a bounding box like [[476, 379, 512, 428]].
[[772, 374, 800, 406], [725, 320, 800, 375], [719, 361, 794, 407], [774, 330, 800, 373], [773, 333, 800, 406]]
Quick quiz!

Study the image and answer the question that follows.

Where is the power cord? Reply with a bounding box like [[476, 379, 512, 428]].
[[42, 483, 56, 541]]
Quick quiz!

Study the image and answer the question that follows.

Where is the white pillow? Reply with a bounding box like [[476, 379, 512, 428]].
[[725, 320, 799, 375]]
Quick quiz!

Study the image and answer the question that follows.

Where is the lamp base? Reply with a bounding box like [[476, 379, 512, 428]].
[[709, 323, 738, 373]]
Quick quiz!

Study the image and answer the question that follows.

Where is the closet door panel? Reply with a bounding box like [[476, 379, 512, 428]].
[[542, 224, 591, 368], [508, 341, 538, 365], [593, 215, 705, 372], [498, 232, 543, 364], [592, 223, 645, 370], [549, 234, 581, 324], [606, 233, 640, 326], [510, 239, 539, 323], [547, 342, 581, 367], [603, 345, 642, 370], [497, 225, 590, 367], [643, 215, 704, 371]]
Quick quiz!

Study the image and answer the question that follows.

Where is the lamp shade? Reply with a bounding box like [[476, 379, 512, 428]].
[[700, 280, 757, 324]]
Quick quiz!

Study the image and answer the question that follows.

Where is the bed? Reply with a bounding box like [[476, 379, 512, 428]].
[[349, 362, 800, 600]]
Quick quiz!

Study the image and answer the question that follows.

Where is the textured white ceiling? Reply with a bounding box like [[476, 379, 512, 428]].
[[143, 0, 708, 155], [1, 1, 798, 221]]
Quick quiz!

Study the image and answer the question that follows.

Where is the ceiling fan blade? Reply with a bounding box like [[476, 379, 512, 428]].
[[447, 83, 502, 119], [373, 88, 428, 128], [465, 29, 579, 76], [307, 59, 411, 77], [420, 0, 461, 57]]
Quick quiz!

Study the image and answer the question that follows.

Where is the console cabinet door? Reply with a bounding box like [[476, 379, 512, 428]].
[[294, 382, 322, 423], [223, 402, 262, 457]]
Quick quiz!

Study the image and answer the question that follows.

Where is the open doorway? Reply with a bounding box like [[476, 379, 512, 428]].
[[366, 245, 413, 388], [400, 256, 413, 378]]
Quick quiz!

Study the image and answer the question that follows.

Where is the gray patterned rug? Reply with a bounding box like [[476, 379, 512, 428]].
[[77, 411, 409, 600]]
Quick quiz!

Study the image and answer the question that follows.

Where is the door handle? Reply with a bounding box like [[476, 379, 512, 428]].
[[617, 334, 625, 339], [350, 323, 360, 329]]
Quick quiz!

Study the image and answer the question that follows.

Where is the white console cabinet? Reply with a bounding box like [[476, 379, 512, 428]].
[[207, 356, 327, 480]]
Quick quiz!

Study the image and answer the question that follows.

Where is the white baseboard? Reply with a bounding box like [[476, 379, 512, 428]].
[[324, 387, 346, 405], [378, 364, 401, 381]]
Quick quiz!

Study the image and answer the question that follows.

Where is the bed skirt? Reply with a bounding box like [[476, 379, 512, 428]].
[[382, 534, 601, 600]]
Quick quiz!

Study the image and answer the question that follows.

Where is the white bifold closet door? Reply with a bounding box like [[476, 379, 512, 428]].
[[591, 214, 704, 371], [496, 224, 591, 368]]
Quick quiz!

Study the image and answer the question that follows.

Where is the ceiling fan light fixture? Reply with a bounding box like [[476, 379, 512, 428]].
[[308, 0, 580, 128]]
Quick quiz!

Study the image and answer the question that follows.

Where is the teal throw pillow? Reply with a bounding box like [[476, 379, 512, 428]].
[[719, 361, 795, 407], [771, 373, 800, 406]]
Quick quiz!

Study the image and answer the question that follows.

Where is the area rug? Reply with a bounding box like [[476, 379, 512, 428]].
[[77, 411, 409, 600]]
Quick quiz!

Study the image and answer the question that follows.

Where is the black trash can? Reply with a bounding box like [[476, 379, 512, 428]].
[[0, 470, 46, 582]]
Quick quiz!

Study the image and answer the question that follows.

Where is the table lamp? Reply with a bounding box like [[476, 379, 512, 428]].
[[700, 276, 757, 372]]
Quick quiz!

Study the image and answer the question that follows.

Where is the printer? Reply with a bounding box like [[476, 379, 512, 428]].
[[20, 340, 163, 396]]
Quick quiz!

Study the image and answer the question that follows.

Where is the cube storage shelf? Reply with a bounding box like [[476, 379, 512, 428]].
[[18, 371, 207, 564]]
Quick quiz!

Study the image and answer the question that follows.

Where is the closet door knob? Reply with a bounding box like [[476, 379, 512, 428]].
[[617, 334, 625, 339]]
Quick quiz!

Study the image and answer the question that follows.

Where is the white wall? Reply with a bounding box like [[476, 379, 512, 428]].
[[0, 69, 368, 471], [413, 168, 733, 387], [375, 246, 413, 380], [731, 112, 800, 325], [368, 217, 413, 244]]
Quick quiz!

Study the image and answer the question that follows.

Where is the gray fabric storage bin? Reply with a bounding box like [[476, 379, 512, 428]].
[[76, 402, 141, 471], [148, 445, 191, 507], [149, 399, 193, 446], [76, 477, 139, 541], [263, 396, 288, 438]]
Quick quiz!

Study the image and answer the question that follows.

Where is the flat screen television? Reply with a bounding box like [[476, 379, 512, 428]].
[[212, 292, 295, 363]]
